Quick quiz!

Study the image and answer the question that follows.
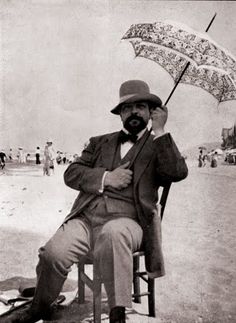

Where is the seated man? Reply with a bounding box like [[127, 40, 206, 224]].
[[8, 80, 188, 323]]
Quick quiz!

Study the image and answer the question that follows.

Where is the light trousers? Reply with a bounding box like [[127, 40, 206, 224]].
[[32, 207, 143, 311]]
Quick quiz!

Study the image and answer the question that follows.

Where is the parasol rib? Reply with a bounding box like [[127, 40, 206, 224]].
[[165, 12, 217, 105]]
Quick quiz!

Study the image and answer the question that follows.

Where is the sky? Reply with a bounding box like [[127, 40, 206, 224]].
[[0, 0, 236, 154]]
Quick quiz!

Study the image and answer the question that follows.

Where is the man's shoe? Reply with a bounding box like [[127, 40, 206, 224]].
[[109, 306, 126, 323]]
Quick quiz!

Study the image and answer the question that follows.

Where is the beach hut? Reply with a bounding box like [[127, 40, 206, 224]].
[[221, 122, 236, 148]]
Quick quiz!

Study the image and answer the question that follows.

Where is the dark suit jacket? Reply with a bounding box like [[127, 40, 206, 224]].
[[63, 130, 188, 277]]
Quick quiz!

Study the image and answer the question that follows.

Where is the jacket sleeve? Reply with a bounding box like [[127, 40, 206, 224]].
[[154, 133, 188, 183], [63, 137, 106, 194]]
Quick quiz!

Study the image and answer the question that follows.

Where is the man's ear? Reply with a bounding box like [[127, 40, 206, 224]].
[[149, 106, 155, 116]]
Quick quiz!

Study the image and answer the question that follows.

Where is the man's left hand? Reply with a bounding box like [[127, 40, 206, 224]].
[[151, 105, 168, 137]]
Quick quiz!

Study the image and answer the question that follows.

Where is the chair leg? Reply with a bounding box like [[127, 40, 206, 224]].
[[78, 263, 85, 304], [148, 278, 156, 317], [93, 262, 102, 323], [133, 256, 141, 303]]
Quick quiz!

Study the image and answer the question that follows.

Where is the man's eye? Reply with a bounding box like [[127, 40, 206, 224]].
[[122, 105, 132, 112], [136, 104, 146, 109]]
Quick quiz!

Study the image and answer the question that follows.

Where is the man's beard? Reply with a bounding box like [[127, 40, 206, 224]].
[[124, 115, 147, 135]]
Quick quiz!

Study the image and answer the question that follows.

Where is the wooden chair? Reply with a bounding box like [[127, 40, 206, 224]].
[[77, 184, 171, 323]]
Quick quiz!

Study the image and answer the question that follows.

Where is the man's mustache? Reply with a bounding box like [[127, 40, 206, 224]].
[[125, 115, 144, 126]]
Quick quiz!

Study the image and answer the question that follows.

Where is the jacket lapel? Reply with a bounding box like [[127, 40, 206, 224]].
[[101, 132, 120, 170], [133, 131, 155, 185]]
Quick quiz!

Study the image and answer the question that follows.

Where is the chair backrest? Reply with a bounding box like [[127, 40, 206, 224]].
[[159, 183, 171, 220]]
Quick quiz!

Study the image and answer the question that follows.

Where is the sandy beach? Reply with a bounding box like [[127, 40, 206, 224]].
[[0, 160, 236, 323]]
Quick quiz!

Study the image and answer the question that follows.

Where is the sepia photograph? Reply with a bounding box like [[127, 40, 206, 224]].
[[0, 1, 236, 322]]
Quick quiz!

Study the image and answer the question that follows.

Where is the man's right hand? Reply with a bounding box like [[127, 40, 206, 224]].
[[104, 161, 133, 190]]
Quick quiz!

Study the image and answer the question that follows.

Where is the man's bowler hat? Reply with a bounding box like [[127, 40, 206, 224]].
[[111, 80, 162, 115]]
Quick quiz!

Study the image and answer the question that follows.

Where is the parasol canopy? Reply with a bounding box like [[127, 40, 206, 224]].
[[128, 40, 236, 103], [122, 17, 236, 104]]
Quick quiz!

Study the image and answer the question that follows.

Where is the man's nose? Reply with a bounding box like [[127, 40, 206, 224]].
[[131, 105, 138, 113]]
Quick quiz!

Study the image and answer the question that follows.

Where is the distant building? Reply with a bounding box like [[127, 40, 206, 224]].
[[221, 123, 236, 148]]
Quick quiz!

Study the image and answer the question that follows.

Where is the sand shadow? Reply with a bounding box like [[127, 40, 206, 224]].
[[48, 296, 109, 323], [45, 298, 152, 322], [3, 162, 43, 177]]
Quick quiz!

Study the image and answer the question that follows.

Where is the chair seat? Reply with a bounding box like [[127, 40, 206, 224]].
[[80, 250, 145, 265]]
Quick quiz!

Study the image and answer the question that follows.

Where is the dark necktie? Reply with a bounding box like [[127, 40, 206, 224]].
[[118, 131, 138, 144]]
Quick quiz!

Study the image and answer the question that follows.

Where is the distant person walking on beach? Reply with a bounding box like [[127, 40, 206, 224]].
[[210, 152, 218, 168], [0, 151, 6, 169], [43, 145, 50, 175], [43, 140, 55, 175], [35, 147, 41, 164], [26, 153, 31, 163], [198, 150, 205, 167], [62, 152, 67, 164], [47, 140, 55, 174], [17, 148, 25, 163], [56, 151, 62, 165]]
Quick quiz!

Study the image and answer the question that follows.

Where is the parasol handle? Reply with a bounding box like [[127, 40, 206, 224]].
[[205, 13, 217, 32], [164, 62, 190, 105], [164, 12, 217, 106]]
